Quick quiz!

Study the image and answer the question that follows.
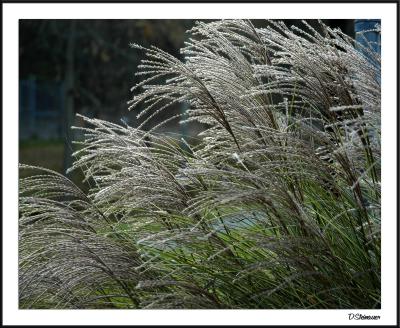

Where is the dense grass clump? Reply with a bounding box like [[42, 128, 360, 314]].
[[19, 20, 380, 309]]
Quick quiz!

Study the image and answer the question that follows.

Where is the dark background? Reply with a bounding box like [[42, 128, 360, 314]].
[[19, 19, 354, 184]]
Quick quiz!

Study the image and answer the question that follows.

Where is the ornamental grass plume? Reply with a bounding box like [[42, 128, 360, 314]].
[[19, 19, 380, 309]]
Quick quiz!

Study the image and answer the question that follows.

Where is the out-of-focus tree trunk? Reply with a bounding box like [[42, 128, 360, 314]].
[[63, 20, 76, 176]]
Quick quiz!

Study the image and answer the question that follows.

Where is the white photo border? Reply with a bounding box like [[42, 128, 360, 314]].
[[2, 2, 398, 326]]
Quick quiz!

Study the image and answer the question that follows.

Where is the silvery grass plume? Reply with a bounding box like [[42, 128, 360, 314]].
[[19, 19, 380, 309]]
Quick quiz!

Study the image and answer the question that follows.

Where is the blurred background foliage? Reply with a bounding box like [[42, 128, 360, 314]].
[[19, 19, 354, 188], [19, 19, 199, 187]]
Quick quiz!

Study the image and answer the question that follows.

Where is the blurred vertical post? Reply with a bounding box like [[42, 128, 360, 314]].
[[354, 19, 381, 55], [63, 20, 76, 177], [354, 19, 380, 85], [354, 19, 381, 80], [59, 81, 65, 139], [28, 75, 36, 136]]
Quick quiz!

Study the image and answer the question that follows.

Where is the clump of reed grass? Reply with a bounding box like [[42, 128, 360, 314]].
[[19, 19, 380, 309]]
